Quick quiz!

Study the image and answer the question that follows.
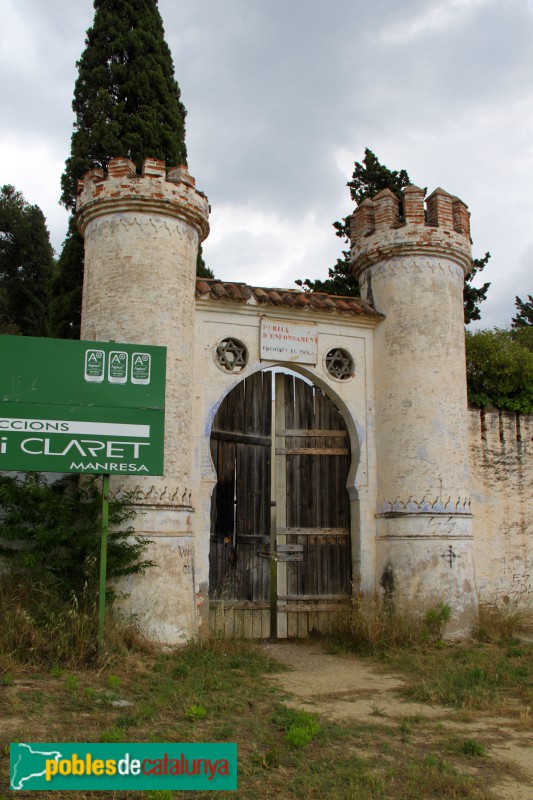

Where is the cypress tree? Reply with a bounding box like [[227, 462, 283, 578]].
[[61, 0, 187, 211], [55, 0, 196, 337]]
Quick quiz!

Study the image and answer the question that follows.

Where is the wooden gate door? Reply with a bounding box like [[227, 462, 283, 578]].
[[209, 370, 351, 638], [274, 373, 351, 638], [209, 371, 272, 638]]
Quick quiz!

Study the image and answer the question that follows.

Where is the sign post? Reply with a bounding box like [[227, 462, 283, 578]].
[[99, 474, 110, 655], [0, 335, 166, 654]]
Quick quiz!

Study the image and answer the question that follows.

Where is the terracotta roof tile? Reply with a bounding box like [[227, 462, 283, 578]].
[[269, 290, 284, 305], [195, 279, 382, 319]]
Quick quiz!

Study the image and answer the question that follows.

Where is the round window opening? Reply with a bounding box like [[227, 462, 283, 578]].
[[325, 348, 355, 380], [215, 338, 248, 373]]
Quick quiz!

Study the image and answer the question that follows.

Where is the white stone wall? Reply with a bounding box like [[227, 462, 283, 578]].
[[469, 409, 533, 603]]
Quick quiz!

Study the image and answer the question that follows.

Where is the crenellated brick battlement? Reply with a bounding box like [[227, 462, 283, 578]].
[[76, 157, 209, 240], [350, 185, 472, 277]]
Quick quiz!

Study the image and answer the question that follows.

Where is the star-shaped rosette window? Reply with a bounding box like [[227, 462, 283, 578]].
[[215, 338, 248, 372], [325, 348, 354, 380]]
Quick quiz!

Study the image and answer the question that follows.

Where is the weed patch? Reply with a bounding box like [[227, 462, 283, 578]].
[[476, 599, 532, 642], [271, 705, 321, 747], [1, 637, 526, 799], [330, 593, 454, 652], [461, 739, 487, 757], [382, 640, 533, 710]]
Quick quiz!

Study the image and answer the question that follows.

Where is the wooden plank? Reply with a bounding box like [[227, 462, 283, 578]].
[[209, 600, 270, 610], [297, 611, 309, 638], [319, 391, 330, 529], [211, 430, 271, 446], [262, 370, 273, 438], [277, 594, 351, 602], [252, 609, 263, 639], [234, 609, 244, 638], [275, 373, 287, 639], [262, 371, 273, 609], [261, 609, 271, 639], [308, 611, 319, 634], [278, 603, 350, 614], [287, 612, 299, 638], [307, 526, 318, 599], [277, 527, 349, 536], [224, 607, 235, 638], [277, 544, 304, 553], [243, 609, 254, 639], [276, 448, 349, 455], [317, 611, 330, 635], [242, 540, 253, 603], [285, 377, 298, 530], [276, 429, 348, 438]]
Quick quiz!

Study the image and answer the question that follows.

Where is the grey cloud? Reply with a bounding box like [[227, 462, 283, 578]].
[[0, 0, 532, 327]]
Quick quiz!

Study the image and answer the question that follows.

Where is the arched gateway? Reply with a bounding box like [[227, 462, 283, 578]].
[[209, 370, 352, 638], [77, 159, 482, 644]]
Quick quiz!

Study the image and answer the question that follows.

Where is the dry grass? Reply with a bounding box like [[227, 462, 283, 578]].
[[475, 597, 533, 642], [0, 573, 152, 675], [329, 592, 452, 652]]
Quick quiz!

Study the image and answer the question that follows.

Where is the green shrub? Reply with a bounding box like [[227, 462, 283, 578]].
[[424, 603, 452, 641], [460, 739, 486, 757], [0, 472, 153, 602], [465, 328, 533, 413]]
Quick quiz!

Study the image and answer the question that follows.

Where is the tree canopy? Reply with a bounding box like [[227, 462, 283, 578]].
[[297, 149, 490, 324], [465, 327, 533, 413], [511, 294, 533, 328], [0, 185, 56, 337]]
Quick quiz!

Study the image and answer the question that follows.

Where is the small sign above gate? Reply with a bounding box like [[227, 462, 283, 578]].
[[260, 318, 318, 364]]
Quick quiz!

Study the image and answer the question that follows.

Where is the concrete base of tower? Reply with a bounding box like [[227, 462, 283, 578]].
[[113, 507, 199, 646], [376, 514, 478, 638]]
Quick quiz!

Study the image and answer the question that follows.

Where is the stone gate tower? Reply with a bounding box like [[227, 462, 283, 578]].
[[350, 186, 478, 634], [77, 157, 209, 643]]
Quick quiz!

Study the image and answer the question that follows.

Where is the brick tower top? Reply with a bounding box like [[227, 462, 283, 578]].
[[76, 157, 210, 241], [350, 186, 472, 277]]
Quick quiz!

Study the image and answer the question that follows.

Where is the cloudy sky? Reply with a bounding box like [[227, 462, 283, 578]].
[[1, 0, 532, 328]]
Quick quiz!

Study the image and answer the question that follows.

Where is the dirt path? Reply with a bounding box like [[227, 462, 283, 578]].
[[263, 641, 533, 800]]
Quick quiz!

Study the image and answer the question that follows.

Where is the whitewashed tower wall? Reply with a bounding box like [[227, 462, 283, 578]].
[[77, 157, 209, 644], [350, 186, 478, 634]]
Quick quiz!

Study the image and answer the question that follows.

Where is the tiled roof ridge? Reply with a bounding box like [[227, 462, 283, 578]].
[[195, 278, 382, 319]]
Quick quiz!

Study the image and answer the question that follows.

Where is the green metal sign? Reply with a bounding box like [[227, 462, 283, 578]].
[[0, 336, 166, 476]]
